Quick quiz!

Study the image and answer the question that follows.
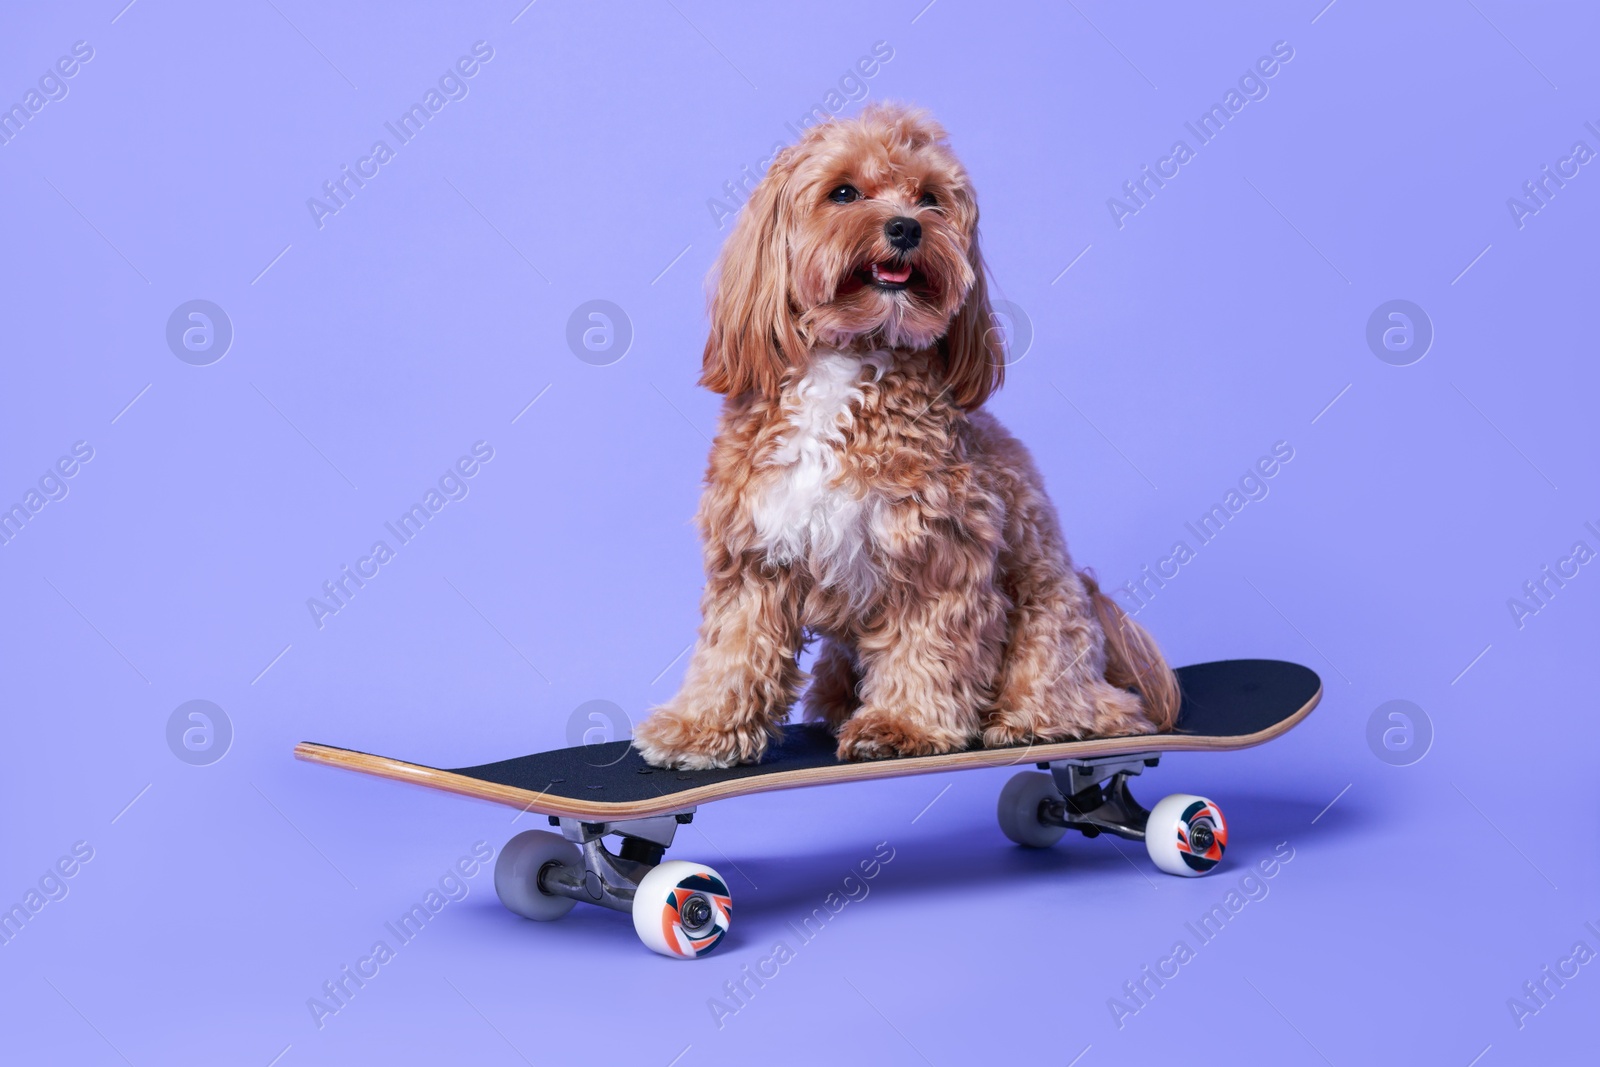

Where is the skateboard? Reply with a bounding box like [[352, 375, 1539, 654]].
[[295, 658, 1320, 959]]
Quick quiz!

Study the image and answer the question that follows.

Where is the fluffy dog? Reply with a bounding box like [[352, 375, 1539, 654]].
[[634, 103, 1178, 769]]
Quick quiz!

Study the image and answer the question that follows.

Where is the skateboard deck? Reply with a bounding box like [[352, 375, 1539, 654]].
[[295, 658, 1321, 820]]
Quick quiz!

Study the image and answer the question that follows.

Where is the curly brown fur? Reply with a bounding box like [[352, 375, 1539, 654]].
[[803, 636, 861, 729], [634, 103, 1178, 769]]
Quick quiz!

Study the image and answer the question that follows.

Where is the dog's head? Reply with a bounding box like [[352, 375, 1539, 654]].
[[702, 103, 1002, 409]]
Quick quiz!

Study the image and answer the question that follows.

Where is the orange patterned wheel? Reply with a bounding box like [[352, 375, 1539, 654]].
[[631, 860, 733, 959], [1145, 794, 1228, 876]]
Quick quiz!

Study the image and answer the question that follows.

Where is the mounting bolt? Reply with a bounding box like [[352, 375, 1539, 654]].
[[547, 815, 559, 827], [675, 812, 694, 824]]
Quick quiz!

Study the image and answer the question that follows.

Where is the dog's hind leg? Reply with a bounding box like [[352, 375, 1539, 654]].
[[970, 414, 1174, 746], [981, 512, 1169, 745], [802, 636, 860, 731], [984, 564, 1155, 746]]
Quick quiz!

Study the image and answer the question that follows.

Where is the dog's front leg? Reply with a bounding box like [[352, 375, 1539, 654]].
[[633, 559, 806, 769], [836, 551, 1007, 761]]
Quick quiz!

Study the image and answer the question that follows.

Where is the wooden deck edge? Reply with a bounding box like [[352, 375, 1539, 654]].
[[294, 682, 1321, 819]]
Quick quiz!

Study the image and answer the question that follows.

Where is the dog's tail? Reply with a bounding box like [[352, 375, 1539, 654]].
[[1081, 570, 1181, 733]]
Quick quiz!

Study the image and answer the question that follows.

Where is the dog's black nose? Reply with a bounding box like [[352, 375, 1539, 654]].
[[884, 216, 921, 251]]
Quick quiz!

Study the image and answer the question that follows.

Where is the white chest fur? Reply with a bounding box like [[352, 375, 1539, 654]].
[[751, 350, 889, 596]]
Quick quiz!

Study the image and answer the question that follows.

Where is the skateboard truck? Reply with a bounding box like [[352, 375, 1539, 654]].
[[533, 812, 695, 914], [999, 753, 1230, 880], [497, 810, 732, 958], [1040, 754, 1156, 841]]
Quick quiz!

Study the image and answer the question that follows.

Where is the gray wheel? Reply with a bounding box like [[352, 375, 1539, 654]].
[[495, 830, 580, 921], [997, 771, 1067, 848]]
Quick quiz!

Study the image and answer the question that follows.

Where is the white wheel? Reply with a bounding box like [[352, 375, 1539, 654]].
[[631, 860, 732, 959], [495, 830, 580, 920], [997, 771, 1067, 848], [1145, 794, 1228, 876]]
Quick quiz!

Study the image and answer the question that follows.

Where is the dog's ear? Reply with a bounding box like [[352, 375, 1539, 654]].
[[941, 226, 1004, 410], [701, 150, 804, 399]]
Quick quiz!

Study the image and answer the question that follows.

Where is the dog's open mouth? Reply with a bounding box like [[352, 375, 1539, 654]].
[[860, 260, 917, 292]]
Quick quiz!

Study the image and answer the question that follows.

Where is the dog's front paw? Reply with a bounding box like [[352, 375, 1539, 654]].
[[836, 707, 965, 761], [632, 704, 770, 770]]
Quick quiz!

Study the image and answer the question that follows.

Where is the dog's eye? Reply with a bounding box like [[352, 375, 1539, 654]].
[[918, 191, 938, 208], [828, 184, 861, 204]]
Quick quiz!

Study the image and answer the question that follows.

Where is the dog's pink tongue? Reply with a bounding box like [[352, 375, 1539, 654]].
[[873, 262, 912, 283]]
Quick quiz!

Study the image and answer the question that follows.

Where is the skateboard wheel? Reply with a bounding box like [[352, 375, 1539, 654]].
[[495, 830, 581, 921], [996, 771, 1067, 848], [631, 860, 732, 959], [1145, 794, 1228, 876]]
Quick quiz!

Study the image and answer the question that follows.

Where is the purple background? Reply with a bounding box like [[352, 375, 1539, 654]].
[[2, 1, 1595, 1064]]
